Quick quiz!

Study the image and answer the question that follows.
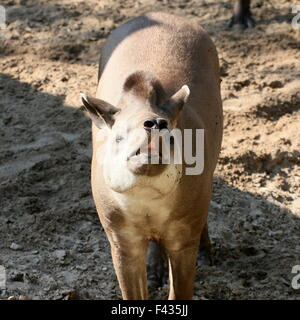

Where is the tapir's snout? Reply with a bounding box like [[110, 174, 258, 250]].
[[126, 119, 169, 176]]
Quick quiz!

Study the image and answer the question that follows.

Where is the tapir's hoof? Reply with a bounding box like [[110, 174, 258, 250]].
[[197, 246, 214, 267], [227, 14, 255, 30]]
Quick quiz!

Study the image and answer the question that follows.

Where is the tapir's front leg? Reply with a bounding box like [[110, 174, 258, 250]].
[[165, 242, 199, 300], [106, 229, 148, 300], [163, 221, 201, 300]]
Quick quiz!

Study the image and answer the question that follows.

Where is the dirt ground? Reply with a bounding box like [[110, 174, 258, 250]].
[[0, 0, 299, 300]]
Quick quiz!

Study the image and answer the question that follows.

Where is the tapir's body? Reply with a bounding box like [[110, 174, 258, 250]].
[[81, 12, 223, 299]]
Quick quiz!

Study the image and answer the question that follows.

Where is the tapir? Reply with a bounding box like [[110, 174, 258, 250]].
[[80, 11, 223, 300]]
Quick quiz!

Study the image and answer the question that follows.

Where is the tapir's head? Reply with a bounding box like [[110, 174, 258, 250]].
[[80, 71, 190, 194]]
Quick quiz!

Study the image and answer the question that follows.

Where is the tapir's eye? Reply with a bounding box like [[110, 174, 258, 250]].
[[116, 135, 124, 143]]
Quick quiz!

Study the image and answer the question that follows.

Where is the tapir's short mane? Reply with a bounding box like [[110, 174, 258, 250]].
[[123, 71, 166, 106]]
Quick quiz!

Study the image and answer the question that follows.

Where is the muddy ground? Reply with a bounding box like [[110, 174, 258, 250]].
[[0, 0, 299, 300]]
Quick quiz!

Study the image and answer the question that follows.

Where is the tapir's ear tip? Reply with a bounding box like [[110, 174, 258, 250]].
[[79, 93, 89, 112], [182, 85, 190, 95], [80, 93, 88, 102], [181, 85, 190, 100]]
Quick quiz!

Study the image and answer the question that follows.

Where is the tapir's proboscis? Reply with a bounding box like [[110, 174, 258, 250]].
[[80, 12, 223, 300]]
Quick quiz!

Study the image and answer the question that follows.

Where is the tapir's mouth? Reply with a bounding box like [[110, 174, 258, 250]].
[[127, 136, 165, 164], [128, 148, 163, 164], [126, 137, 169, 175]]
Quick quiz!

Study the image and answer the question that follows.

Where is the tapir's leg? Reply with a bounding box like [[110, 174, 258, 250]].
[[106, 231, 148, 300], [163, 222, 201, 300], [228, 0, 255, 29], [163, 205, 209, 300], [165, 243, 199, 300], [147, 241, 168, 289], [198, 222, 213, 266]]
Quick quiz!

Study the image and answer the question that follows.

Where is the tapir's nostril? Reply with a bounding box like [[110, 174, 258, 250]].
[[157, 119, 168, 130], [143, 119, 157, 130], [143, 118, 168, 131]]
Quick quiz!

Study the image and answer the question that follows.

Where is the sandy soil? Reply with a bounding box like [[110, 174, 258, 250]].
[[0, 0, 299, 300]]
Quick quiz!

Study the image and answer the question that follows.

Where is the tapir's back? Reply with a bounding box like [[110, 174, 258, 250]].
[[97, 12, 223, 172]]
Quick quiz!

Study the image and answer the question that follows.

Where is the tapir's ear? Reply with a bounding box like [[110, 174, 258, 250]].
[[162, 85, 190, 121], [80, 93, 120, 128]]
